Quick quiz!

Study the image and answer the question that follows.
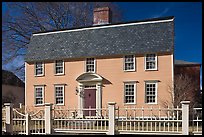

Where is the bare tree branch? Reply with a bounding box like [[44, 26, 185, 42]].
[[2, 2, 122, 81]]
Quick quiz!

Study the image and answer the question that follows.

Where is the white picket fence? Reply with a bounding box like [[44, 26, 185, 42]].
[[2, 101, 202, 135], [191, 108, 202, 135], [115, 106, 183, 135], [29, 109, 45, 135], [52, 107, 109, 134]]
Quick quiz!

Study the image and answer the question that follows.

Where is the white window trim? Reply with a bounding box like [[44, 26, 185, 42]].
[[34, 62, 45, 76], [54, 60, 65, 75], [54, 84, 65, 106], [85, 58, 96, 73], [123, 55, 136, 72], [144, 53, 158, 71], [145, 81, 158, 104], [34, 85, 45, 106], [124, 82, 136, 105]]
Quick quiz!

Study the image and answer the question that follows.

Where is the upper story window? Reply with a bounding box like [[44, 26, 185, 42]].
[[86, 58, 95, 73], [55, 85, 65, 105], [124, 82, 136, 104], [55, 60, 64, 75], [145, 54, 157, 70], [34, 86, 44, 105], [124, 55, 135, 71], [35, 62, 44, 76], [145, 81, 157, 104]]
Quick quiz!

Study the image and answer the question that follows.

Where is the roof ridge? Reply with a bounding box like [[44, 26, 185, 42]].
[[32, 16, 174, 36]]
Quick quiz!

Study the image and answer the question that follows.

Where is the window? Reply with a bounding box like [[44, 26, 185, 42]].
[[55, 60, 64, 74], [35, 62, 44, 76], [34, 86, 44, 105], [86, 58, 95, 72], [124, 55, 135, 71], [124, 82, 136, 104], [55, 85, 64, 105], [145, 54, 157, 70], [145, 82, 157, 104]]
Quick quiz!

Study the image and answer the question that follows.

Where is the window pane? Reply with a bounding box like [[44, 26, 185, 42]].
[[86, 58, 95, 72], [55, 86, 64, 104], [146, 54, 156, 70], [124, 55, 134, 71], [56, 60, 63, 66], [35, 87, 43, 105], [55, 60, 63, 74], [145, 83, 156, 103], [124, 83, 135, 103], [35, 62, 43, 75]]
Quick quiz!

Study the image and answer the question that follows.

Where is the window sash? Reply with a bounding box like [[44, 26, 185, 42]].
[[145, 54, 157, 70], [35, 86, 44, 105], [55, 85, 64, 105], [124, 82, 136, 104], [35, 62, 43, 75], [55, 60, 64, 74], [124, 55, 135, 71], [86, 58, 95, 72], [145, 82, 157, 104]]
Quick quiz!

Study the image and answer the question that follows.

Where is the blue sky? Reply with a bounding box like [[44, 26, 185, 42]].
[[2, 2, 202, 88]]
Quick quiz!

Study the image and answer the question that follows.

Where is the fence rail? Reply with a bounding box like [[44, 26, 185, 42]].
[[191, 108, 202, 135], [30, 109, 45, 135], [116, 106, 183, 134], [1, 102, 202, 135], [12, 108, 26, 135], [52, 107, 109, 133]]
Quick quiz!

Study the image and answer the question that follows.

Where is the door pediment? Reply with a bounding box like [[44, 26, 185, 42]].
[[76, 72, 103, 83]]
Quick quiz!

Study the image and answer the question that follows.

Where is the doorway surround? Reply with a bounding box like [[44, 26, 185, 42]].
[[76, 72, 103, 117]]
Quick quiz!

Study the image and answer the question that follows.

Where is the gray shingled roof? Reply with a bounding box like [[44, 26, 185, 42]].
[[25, 17, 174, 62], [175, 60, 201, 65]]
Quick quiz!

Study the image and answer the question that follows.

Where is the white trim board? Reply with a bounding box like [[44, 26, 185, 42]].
[[33, 18, 174, 36]]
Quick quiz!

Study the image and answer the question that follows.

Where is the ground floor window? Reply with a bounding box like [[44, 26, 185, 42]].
[[145, 81, 157, 104], [124, 82, 136, 104], [34, 86, 44, 105], [55, 85, 65, 105]]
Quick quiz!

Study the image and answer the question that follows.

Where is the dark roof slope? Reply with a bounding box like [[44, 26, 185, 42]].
[[2, 70, 25, 87], [25, 16, 174, 62], [175, 60, 201, 66]]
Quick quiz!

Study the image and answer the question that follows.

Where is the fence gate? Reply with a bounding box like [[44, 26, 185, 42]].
[[13, 108, 26, 135], [29, 109, 45, 135]]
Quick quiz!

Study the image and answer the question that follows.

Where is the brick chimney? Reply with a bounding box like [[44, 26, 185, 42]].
[[93, 7, 111, 25]]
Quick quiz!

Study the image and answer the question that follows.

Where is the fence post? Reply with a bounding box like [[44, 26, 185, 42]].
[[45, 103, 53, 134], [4, 103, 13, 135], [181, 101, 190, 135], [107, 102, 116, 135], [26, 113, 31, 135]]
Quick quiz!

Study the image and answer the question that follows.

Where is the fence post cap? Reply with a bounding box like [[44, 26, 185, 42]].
[[44, 103, 53, 106], [108, 102, 116, 105], [180, 101, 190, 104], [4, 103, 13, 106]]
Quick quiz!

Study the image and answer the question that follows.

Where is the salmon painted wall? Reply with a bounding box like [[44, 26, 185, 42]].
[[25, 53, 173, 109]]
